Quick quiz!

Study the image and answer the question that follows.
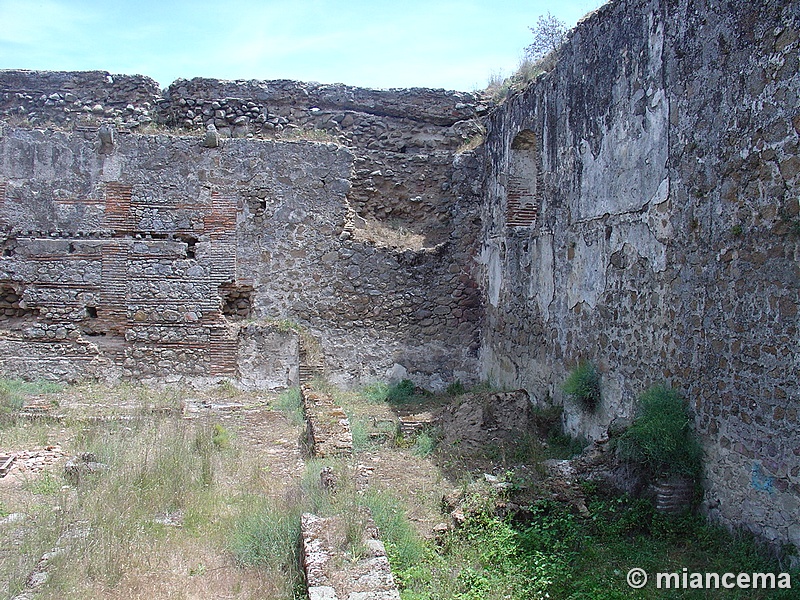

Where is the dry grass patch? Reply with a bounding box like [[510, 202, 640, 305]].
[[0, 382, 307, 600]]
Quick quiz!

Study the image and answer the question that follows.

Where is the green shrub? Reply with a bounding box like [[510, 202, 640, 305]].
[[365, 379, 418, 404], [617, 385, 703, 478], [387, 379, 416, 403], [446, 380, 466, 396], [562, 362, 601, 411], [211, 423, 231, 450]]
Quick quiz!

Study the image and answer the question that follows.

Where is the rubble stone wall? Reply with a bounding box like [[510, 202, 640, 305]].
[[478, 0, 799, 548], [2, 0, 797, 551], [0, 71, 487, 389]]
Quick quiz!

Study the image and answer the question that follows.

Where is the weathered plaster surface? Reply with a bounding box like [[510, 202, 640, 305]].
[[479, 0, 799, 548]]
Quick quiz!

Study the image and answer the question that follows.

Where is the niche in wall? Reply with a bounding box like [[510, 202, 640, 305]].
[[506, 129, 542, 228]]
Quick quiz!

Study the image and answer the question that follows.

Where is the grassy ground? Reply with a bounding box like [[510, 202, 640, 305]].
[[1, 378, 796, 600], [329, 381, 798, 600], [0, 380, 305, 600]]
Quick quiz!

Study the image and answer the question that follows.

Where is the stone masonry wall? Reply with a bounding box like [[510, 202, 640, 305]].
[[478, 0, 799, 548], [0, 70, 161, 130], [0, 71, 487, 389]]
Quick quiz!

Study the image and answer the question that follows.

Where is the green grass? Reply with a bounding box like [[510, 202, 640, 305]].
[[349, 416, 372, 451], [364, 491, 427, 569], [363, 379, 419, 405], [229, 496, 302, 571], [412, 430, 439, 458], [0, 378, 64, 398], [562, 362, 601, 412], [445, 381, 467, 396], [0, 377, 65, 426], [274, 387, 304, 425], [617, 385, 703, 478], [22, 470, 63, 496], [393, 484, 797, 600]]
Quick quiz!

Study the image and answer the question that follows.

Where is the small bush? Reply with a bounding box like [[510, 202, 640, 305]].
[[211, 423, 231, 450], [617, 385, 703, 478], [386, 379, 416, 404], [562, 362, 601, 411], [446, 380, 466, 396], [364, 379, 417, 404], [362, 381, 390, 403]]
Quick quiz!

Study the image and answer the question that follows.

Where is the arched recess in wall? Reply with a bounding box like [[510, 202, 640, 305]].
[[506, 129, 542, 228]]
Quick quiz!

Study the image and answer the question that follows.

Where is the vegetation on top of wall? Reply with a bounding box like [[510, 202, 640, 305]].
[[485, 12, 568, 102], [561, 362, 601, 412], [525, 12, 569, 62], [617, 385, 703, 478]]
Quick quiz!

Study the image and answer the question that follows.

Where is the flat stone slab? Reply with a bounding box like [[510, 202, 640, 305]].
[[0, 454, 16, 477]]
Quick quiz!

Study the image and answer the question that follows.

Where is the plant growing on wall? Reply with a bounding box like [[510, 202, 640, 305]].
[[526, 12, 568, 61], [617, 385, 703, 478], [562, 362, 601, 412]]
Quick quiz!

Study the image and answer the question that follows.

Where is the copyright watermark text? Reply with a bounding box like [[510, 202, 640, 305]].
[[626, 567, 792, 590]]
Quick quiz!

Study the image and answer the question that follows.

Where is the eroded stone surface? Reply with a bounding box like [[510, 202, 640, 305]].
[[478, 0, 799, 549], [0, 0, 797, 555], [301, 385, 353, 458], [438, 390, 533, 453], [0, 70, 485, 389], [301, 512, 401, 600]]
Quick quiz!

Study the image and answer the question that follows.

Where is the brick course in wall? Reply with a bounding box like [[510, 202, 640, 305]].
[[0, 72, 486, 388]]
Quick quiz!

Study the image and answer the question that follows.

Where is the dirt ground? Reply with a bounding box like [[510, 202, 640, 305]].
[[0, 381, 461, 600]]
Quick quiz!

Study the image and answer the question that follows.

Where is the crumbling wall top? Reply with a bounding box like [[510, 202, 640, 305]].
[[0, 69, 161, 104], [164, 77, 487, 126]]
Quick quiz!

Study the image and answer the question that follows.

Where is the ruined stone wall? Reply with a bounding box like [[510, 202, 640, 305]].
[[0, 70, 161, 130], [0, 71, 486, 389], [478, 0, 799, 547], [159, 77, 487, 387]]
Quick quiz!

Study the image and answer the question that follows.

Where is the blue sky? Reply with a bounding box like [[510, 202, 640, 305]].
[[1, 0, 608, 91]]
